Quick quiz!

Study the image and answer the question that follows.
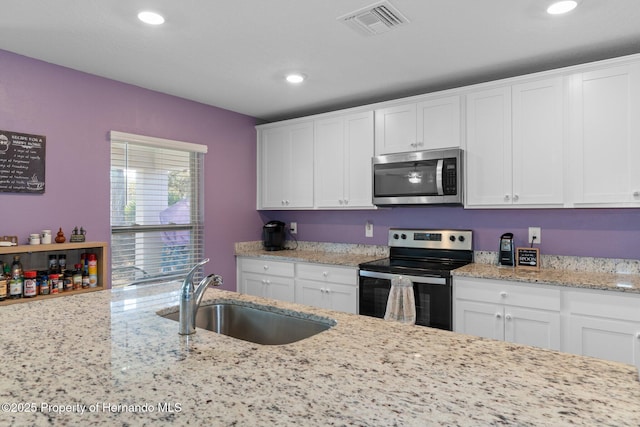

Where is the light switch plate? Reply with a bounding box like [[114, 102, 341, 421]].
[[290, 222, 297, 235]]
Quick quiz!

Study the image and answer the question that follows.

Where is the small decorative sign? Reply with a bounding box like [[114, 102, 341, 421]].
[[516, 247, 540, 270], [0, 129, 46, 194]]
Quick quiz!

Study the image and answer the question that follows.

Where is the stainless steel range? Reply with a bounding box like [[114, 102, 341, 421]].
[[358, 228, 473, 330]]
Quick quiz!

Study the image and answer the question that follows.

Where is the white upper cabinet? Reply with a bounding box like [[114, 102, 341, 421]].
[[512, 77, 565, 205], [375, 95, 461, 155], [258, 122, 314, 209], [568, 62, 640, 206], [465, 86, 513, 206], [314, 111, 375, 208], [465, 77, 565, 207]]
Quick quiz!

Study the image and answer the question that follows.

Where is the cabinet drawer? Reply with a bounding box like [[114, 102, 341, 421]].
[[565, 288, 640, 322], [455, 278, 560, 311], [296, 263, 357, 286], [239, 258, 294, 277]]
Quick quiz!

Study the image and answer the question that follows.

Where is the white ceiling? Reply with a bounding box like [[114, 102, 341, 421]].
[[2, 1, 640, 122]]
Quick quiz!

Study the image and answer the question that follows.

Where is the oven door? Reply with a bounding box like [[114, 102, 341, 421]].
[[358, 270, 452, 330]]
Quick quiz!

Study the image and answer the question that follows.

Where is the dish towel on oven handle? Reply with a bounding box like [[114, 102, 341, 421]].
[[384, 275, 416, 325]]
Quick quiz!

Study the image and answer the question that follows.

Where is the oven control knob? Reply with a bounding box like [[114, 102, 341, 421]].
[[401, 233, 407, 240], [449, 235, 456, 242], [458, 236, 465, 242], [393, 233, 399, 240]]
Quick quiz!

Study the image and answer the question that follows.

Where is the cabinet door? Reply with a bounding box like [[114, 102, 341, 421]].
[[314, 116, 346, 207], [567, 315, 640, 369], [264, 276, 296, 303], [343, 111, 374, 208], [374, 103, 417, 155], [241, 272, 267, 297], [260, 126, 291, 208], [296, 279, 328, 310], [325, 282, 358, 314], [465, 86, 513, 206], [314, 111, 374, 208], [512, 77, 564, 206], [416, 95, 461, 150], [259, 122, 313, 209], [288, 124, 314, 208], [570, 63, 640, 205], [504, 306, 561, 350], [454, 300, 504, 341]]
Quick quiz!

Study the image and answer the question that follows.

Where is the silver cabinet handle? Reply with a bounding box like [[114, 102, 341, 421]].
[[495, 313, 502, 319], [504, 194, 510, 202], [513, 194, 519, 202], [505, 314, 512, 320], [634, 191, 640, 198], [500, 291, 507, 298]]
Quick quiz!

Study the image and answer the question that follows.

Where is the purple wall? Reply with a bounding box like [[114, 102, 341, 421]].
[[262, 206, 640, 260], [0, 49, 261, 289]]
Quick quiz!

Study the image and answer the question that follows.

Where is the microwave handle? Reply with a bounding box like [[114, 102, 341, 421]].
[[436, 159, 444, 196]]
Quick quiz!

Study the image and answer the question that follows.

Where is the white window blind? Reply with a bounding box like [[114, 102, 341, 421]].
[[110, 131, 206, 287]]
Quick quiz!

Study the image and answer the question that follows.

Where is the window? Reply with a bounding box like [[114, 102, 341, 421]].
[[110, 131, 207, 287]]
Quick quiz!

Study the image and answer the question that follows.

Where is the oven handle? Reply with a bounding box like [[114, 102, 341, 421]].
[[358, 270, 447, 285]]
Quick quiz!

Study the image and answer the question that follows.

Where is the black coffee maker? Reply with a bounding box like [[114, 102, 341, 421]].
[[262, 221, 286, 251]]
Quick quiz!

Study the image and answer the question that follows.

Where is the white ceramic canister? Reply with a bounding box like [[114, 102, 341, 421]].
[[41, 229, 52, 244], [29, 234, 40, 245]]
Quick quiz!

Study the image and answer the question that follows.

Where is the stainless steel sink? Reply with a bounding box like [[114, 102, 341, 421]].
[[161, 302, 334, 345]]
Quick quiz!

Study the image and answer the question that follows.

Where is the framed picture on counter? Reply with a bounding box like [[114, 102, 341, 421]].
[[516, 247, 540, 270]]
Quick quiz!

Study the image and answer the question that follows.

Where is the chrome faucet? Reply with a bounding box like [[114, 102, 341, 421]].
[[179, 258, 223, 335]]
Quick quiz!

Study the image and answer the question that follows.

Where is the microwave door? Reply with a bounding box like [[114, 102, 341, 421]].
[[374, 160, 439, 197]]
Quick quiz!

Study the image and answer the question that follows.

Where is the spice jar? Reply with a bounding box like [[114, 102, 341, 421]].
[[40, 273, 50, 295], [23, 270, 37, 298]]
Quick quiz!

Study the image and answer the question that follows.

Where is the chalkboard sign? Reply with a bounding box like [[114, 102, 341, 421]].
[[0, 130, 46, 194], [516, 247, 540, 270]]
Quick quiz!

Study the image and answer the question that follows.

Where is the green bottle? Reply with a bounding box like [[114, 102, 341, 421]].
[[9, 255, 23, 299]]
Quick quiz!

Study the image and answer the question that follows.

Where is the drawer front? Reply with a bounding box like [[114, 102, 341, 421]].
[[455, 278, 560, 311], [565, 288, 640, 322], [239, 258, 294, 277], [296, 263, 357, 286]]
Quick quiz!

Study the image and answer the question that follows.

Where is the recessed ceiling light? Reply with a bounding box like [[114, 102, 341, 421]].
[[285, 73, 306, 84], [138, 11, 165, 25], [547, 1, 578, 15]]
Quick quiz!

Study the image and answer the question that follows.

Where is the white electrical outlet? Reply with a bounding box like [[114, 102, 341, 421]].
[[365, 221, 373, 238], [528, 227, 541, 244], [290, 222, 297, 235]]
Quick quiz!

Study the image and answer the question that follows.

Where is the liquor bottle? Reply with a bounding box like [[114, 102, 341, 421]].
[[9, 255, 24, 299]]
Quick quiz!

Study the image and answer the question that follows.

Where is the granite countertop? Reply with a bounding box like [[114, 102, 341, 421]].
[[2, 284, 640, 426], [235, 241, 387, 267], [453, 263, 640, 293]]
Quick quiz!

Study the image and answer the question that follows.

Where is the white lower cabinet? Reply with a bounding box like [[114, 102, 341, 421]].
[[237, 258, 295, 303], [295, 263, 358, 314], [565, 289, 640, 369], [236, 257, 358, 314], [454, 277, 561, 350]]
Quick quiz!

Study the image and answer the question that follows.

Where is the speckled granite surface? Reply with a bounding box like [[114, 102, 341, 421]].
[[2, 284, 640, 426], [453, 262, 640, 293], [235, 240, 387, 266]]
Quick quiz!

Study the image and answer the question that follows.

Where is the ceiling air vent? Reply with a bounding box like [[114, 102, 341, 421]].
[[338, 1, 410, 36]]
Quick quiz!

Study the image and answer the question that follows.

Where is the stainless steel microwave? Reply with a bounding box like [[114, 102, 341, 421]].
[[372, 148, 463, 206]]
